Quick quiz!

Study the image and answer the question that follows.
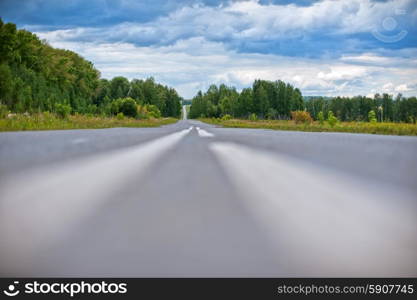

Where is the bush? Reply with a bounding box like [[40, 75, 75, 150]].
[[0, 103, 8, 119], [145, 104, 161, 118], [249, 113, 258, 121], [55, 103, 71, 118], [327, 110, 338, 127], [110, 97, 138, 118], [116, 112, 125, 120], [221, 114, 232, 121], [137, 105, 149, 119], [266, 108, 278, 120], [86, 104, 98, 115], [110, 99, 122, 115], [368, 110, 377, 123], [291, 110, 313, 124], [317, 111, 324, 125], [137, 104, 162, 119], [118, 98, 137, 118]]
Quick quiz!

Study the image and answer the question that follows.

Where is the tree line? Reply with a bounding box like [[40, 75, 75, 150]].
[[305, 94, 417, 123], [94, 77, 181, 118], [189, 80, 417, 123], [189, 80, 304, 119], [0, 19, 181, 118]]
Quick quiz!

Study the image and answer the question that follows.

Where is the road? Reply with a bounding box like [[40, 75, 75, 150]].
[[0, 113, 416, 277]]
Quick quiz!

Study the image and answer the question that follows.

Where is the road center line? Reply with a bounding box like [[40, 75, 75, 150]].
[[71, 138, 87, 144], [196, 127, 214, 138]]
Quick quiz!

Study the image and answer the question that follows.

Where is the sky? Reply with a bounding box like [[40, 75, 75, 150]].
[[1, 0, 417, 98]]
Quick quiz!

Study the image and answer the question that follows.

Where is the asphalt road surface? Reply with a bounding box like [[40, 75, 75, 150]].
[[1, 114, 417, 277]]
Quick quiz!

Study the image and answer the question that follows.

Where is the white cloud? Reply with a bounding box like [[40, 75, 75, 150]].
[[317, 66, 369, 81], [382, 82, 395, 91], [340, 51, 417, 68], [34, 34, 417, 98], [395, 84, 410, 92], [32, 0, 417, 98], [380, 82, 415, 94]]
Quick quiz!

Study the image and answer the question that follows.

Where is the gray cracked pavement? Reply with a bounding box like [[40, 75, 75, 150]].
[[0, 115, 416, 277]]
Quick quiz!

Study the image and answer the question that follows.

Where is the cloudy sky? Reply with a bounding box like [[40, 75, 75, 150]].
[[1, 0, 417, 98]]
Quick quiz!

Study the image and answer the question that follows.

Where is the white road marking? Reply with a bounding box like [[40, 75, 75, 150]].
[[0, 127, 192, 271], [71, 138, 87, 144], [196, 127, 214, 138], [210, 142, 417, 276]]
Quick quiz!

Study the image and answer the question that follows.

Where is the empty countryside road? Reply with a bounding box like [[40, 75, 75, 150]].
[[0, 117, 416, 277]]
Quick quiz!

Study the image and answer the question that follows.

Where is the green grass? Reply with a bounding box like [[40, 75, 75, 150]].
[[0, 112, 178, 132], [200, 118, 417, 136]]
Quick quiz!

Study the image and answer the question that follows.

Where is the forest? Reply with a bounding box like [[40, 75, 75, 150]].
[[189, 80, 303, 120], [189, 80, 417, 123], [305, 94, 417, 123], [0, 19, 182, 119]]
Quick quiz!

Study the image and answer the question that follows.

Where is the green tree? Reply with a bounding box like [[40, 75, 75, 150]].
[[381, 93, 394, 122], [368, 110, 377, 123], [327, 110, 338, 127], [291, 88, 304, 111], [253, 81, 269, 117], [55, 103, 71, 118], [219, 96, 234, 116], [146, 104, 161, 118], [118, 97, 137, 118], [317, 111, 324, 125], [110, 77, 130, 99], [235, 88, 253, 117]]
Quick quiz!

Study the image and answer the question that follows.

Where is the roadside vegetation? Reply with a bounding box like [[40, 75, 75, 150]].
[[0, 111, 177, 132], [0, 19, 182, 131], [189, 79, 417, 136], [201, 117, 417, 136]]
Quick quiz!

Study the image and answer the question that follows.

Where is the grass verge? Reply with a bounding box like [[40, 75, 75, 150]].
[[0, 113, 178, 132], [200, 118, 417, 136]]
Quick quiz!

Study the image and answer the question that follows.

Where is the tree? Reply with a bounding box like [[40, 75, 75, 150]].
[[382, 93, 394, 122], [327, 110, 338, 127], [266, 108, 278, 120], [55, 103, 71, 118], [253, 80, 269, 117], [0, 63, 13, 106], [110, 77, 130, 99], [0, 19, 100, 113], [368, 110, 377, 123], [189, 91, 206, 118], [317, 111, 324, 125], [219, 96, 233, 116], [235, 88, 253, 117], [0, 20, 183, 119], [291, 88, 304, 111], [118, 97, 137, 118]]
